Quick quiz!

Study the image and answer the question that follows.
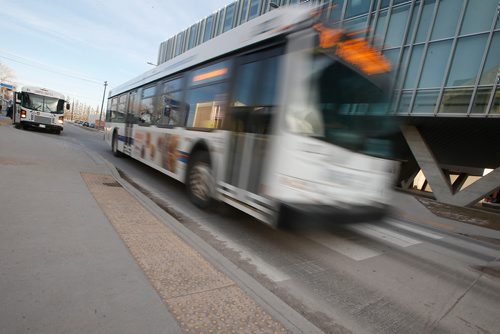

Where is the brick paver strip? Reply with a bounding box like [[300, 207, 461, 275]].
[[82, 173, 287, 333]]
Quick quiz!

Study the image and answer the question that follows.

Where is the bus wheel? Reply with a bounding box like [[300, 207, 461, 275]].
[[187, 151, 214, 209], [112, 132, 122, 157]]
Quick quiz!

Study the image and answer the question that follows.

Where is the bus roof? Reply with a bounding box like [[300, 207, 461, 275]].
[[19, 86, 65, 100], [110, 5, 314, 98]]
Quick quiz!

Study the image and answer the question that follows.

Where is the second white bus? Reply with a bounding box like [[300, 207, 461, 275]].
[[13, 86, 68, 135]]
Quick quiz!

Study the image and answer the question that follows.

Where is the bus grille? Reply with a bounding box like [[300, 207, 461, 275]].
[[34, 116, 53, 125]]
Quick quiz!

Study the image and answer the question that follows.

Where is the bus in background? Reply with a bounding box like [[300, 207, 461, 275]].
[[105, 4, 400, 226], [13, 86, 69, 135]]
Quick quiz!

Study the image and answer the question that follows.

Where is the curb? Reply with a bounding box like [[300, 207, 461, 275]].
[[100, 158, 324, 334]]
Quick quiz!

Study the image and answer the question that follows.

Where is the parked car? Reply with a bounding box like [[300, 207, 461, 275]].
[[89, 123, 95, 128], [83, 122, 89, 127]]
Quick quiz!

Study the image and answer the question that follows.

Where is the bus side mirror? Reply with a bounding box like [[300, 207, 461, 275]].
[[66, 103, 70, 110], [15, 92, 21, 104]]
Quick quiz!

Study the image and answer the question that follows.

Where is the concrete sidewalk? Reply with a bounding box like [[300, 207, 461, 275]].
[[0, 122, 183, 333], [0, 118, 320, 333]]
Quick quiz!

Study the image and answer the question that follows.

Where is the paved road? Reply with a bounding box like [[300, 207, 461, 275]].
[[19, 123, 500, 333]]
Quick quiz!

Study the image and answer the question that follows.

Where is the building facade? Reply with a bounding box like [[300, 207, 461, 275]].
[[156, 0, 500, 207]]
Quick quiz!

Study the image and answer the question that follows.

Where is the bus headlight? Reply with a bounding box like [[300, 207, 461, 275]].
[[21, 110, 27, 118], [58, 116, 64, 124]]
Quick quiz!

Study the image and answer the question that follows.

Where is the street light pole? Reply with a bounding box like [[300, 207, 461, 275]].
[[98, 81, 108, 130]]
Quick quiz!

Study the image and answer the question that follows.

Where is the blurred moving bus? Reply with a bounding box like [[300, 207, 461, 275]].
[[105, 4, 399, 226], [13, 86, 68, 135]]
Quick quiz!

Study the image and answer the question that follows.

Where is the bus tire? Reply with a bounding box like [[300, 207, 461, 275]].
[[187, 151, 214, 209], [112, 131, 122, 157]]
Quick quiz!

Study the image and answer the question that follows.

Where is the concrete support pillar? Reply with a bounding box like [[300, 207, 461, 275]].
[[401, 125, 500, 207], [452, 173, 468, 193], [401, 125, 453, 201]]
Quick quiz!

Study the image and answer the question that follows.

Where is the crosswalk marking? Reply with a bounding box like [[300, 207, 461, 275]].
[[306, 221, 440, 261], [347, 223, 422, 248], [385, 219, 444, 240], [305, 232, 383, 261]]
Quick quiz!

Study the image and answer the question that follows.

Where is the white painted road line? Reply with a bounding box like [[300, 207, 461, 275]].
[[385, 219, 444, 240], [348, 223, 422, 248], [305, 232, 383, 261]]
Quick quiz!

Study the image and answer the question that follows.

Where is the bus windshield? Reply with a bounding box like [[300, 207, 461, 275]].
[[289, 53, 399, 159], [22, 93, 64, 114]]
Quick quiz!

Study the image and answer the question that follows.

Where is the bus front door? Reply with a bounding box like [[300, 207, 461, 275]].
[[123, 90, 138, 155]]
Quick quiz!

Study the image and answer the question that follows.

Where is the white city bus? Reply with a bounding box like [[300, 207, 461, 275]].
[[13, 86, 68, 135], [105, 5, 400, 226]]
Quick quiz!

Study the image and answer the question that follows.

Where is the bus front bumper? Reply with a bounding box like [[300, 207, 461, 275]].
[[277, 202, 389, 228], [21, 121, 63, 131]]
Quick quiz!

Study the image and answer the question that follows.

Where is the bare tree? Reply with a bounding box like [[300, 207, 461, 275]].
[[0, 62, 17, 110], [0, 62, 17, 85]]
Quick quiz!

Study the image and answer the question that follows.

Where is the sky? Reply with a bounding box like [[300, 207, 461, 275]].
[[0, 0, 231, 107]]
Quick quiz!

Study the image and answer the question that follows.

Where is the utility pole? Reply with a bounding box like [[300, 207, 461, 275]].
[[98, 81, 108, 130]]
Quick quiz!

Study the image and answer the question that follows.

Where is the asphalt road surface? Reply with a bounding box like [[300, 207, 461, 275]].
[[52, 123, 500, 333]]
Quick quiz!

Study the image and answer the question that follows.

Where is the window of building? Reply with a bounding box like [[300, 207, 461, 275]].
[[174, 32, 185, 56], [239, 0, 249, 24], [413, 89, 439, 113], [380, 0, 409, 9], [166, 39, 174, 60], [431, 0, 463, 41], [385, 4, 410, 48], [343, 15, 368, 32], [446, 35, 488, 87], [187, 25, 198, 50], [203, 15, 214, 42], [329, 0, 344, 22], [471, 88, 493, 114], [403, 44, 424, 89], [415, 0, 436, 43], [397, 91, 413, 113], [215, 9, 224, 36], [491, 88, 500, 114], [248, 0, 260, 20], [223, 4, 236, 33], [480, 32, 500, 85], [373, 10, 387, 45], [405, 3, 419, 44], [345, 0, 371, 18], [418, 40, 452, 88], [261, 0, 270, 14], [382, 48, 399, 73], [438, 88, 473, 113], [460, 0, 498, 35]]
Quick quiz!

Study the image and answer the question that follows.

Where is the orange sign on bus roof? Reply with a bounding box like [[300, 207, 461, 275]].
[[314, 23, 391, 76]]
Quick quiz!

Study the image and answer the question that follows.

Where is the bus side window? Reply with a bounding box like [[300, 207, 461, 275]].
[[185, 60, 231, 129], [138, 85, 156, 126], [228, 52, 281, 134], [158, 77, 184, 128]]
